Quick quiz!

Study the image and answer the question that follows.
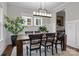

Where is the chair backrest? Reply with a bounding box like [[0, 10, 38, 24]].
[[57, 31, 65, 40], [25, 31, 33, 34], [35, 31, 40, 33], [29, 34, 43, 49], [46, 33, 55, 42], [57, 32, 65, 38]]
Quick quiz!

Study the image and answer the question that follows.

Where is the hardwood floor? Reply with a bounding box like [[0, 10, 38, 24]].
[[1, 45, 79, 56], [1, 45, 13, 56]]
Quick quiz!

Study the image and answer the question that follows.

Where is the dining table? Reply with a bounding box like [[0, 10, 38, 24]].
[[16, 33, 67, 56]]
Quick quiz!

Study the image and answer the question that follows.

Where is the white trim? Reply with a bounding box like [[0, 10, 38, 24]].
[[34, 17, 42, 26], [22, 16, 33, 26], [54, 2, 68, 13], [0, 7, 3, 42]]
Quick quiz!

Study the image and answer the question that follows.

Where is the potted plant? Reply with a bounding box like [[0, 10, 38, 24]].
[[38, 26, 48, 33], [4, 16, 25, 46]]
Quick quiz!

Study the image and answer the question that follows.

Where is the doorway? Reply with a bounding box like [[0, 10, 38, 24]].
[[56, 10, 65, 32]]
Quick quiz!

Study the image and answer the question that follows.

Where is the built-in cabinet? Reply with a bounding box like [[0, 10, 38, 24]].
[[66, 20, 79, 48]]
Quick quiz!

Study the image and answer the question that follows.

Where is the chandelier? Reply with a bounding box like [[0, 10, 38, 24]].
[[33, 3, 52, 18]]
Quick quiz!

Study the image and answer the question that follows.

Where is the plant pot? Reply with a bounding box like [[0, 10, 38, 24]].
[[11, 35, 17, 46]]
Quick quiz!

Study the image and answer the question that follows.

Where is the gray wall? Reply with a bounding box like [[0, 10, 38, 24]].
[[66, 2, 79, 21]]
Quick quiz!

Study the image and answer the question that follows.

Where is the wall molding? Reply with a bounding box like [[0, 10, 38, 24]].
[[54, 2, 69, 13], [67, 45, 79, 52]]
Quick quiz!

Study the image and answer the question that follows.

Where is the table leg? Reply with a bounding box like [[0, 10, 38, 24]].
[[62, 35, 67, 51], [16, 40, 23, 56]]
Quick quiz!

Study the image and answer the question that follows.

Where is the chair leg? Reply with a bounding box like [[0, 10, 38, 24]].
[[52, 43, 54, 55], [30, 49, 31, 56], [55, 44, 58, 53], [45, 45, 47, 56], [26, 46, 28, 56], [39, 47, 41, 56], [61, 41, 63, 51]]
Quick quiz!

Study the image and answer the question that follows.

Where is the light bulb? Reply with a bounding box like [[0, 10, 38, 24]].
[[49, 14, 52, 17], [47, 14, 50, 16], [37, 12, 39, 15], [42, 13, 44, 16], [33, 11, 36, 15], [39, 12, 42, 15], [44, 13, 47, 16]]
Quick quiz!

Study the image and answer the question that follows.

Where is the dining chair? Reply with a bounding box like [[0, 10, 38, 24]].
[[54, 31, 65, 53], [26, 34, 43, 56], [42, 33, 55, 56], [35, 31, 40, 33], [24, 31, 33, 44], [25, 31, 33, 34]]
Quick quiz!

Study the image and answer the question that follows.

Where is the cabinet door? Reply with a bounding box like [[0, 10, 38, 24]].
[[66, 22, 76, 47]]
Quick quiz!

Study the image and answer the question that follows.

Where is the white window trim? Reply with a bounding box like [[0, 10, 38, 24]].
[[22, 16, 33, 26], [34, 17, 42, 26], [0, 7, 3, 41]]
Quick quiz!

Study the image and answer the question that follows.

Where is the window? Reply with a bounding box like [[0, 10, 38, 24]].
[[22, 16, 42, 26], [34, 17, 42, 26], [0, 7, 3, 41], [22, 16, 32, 26]]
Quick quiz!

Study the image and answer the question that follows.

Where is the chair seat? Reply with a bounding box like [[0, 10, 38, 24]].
[[26, 44, 40, 49], [57, 40, 61, 43], [23, 41, 30, 44], [42, 41, 52, 46], [54, 40, 61, 44]]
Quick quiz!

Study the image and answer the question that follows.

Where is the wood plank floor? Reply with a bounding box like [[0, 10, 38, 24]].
[[1, 45, 79, 56], [1, 45, 13, 56]]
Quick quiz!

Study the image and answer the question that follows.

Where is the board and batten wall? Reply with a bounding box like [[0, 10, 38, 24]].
[[6, 4, 55, 45], [65, 3, 79, 48]]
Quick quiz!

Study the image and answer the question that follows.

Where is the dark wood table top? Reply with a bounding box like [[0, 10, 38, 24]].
[[17, 34, 29, 41], [17, 33, 47, 41]]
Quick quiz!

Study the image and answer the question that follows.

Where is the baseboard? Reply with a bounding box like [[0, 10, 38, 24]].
[[67, 45, 79, 52]]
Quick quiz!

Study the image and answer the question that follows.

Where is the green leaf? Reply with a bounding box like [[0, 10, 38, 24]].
[[4, 16, 26, 35]]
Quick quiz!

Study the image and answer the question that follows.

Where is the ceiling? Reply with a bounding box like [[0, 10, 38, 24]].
[[7, 2, 65, 13]]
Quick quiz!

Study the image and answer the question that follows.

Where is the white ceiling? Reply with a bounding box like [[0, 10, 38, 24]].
[[7, 2, 65, 13]]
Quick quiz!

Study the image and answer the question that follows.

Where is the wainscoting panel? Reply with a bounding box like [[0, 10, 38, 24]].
[[66, 20, 79, 49]]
